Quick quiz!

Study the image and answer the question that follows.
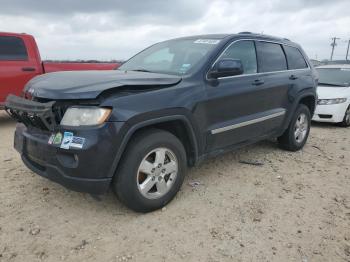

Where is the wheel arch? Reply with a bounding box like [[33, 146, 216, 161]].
[[298, 95, 316, 116], [109, 115, 199, 178], [281, 91, 316, 132]]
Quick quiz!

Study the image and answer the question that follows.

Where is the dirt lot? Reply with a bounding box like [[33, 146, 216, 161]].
[[0, 111, 349, 262]]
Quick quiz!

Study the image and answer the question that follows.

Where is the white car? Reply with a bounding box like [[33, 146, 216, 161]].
[[312, 64, 350, 127]]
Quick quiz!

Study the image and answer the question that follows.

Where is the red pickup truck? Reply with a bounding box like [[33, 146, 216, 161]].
[[0, 32, 120, 108]]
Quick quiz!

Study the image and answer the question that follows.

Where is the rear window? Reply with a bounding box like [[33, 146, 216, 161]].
[[284, 46, 308, 69], [256, 42, 287, 73], [0, 36, 28, 61]]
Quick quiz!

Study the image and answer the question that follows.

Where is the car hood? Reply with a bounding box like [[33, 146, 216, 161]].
[[317, 85, 349, 99], [26, 70, 182, 100]]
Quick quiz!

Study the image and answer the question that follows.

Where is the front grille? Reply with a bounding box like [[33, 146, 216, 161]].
[[5, 95, 59, 131]]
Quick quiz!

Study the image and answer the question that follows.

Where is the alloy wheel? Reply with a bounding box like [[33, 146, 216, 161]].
[[136, 147, 178, 199], [294, 113, 308, 143]]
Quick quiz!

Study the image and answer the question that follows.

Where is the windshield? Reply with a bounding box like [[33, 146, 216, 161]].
[[317, 68, 350, 87], [118, 38, 221, 76]]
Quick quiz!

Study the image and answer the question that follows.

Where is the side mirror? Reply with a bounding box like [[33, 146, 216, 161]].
[[208, 59, 243, 79]]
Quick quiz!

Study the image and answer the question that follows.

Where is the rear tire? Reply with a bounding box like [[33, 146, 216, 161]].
[[113, 129, 187, 213], [278, 104, 311, 151], [339, 105, 350, 127]]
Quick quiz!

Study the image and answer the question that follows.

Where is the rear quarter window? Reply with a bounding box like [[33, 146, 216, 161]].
[[0, 36, 28, 61], [255, 41, 287, 73], [283, 45, 308, 69]]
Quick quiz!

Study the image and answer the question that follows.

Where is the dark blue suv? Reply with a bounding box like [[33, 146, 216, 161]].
[[6, 33, 317, 212]]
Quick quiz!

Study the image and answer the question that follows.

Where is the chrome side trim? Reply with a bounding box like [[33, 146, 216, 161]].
[[217, 68, 309, 80], [211, 110, 286, 134]]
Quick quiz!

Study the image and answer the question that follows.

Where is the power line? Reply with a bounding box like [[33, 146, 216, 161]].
[[330, 37, 340, 61]]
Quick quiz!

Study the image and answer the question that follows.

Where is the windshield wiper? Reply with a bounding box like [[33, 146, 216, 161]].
[[129, 69, 152, 73], [318, 82, 346, 87]]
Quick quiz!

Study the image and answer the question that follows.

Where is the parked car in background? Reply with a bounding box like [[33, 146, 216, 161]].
[[0, 32, 120, 108], [312, 64, 350, 127], [5, 33, 317, 212]]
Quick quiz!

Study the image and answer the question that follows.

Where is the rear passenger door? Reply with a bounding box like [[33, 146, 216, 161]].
[[282, 45, 313, 103], [254, 41, 291, 127]]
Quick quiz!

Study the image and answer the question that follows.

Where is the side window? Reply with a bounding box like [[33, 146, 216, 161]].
[[0, 36, 28, 61], [283, 46, 308, 69], [220, 41, 257, 74], [255, 42, 287, 73]]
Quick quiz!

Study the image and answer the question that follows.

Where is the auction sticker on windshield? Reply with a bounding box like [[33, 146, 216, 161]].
[[194, 39, 220, 45]]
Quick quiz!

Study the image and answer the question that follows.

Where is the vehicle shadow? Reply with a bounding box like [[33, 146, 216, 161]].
[[30, 177, 137, 216], [185, 139, 279, 178], [30, 139, 279, 215], [311, 121, 339, 129]]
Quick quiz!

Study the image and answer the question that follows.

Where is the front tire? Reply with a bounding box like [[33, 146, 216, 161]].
[[340, 105, 350, 127], [278, 104, 311, 151], [113, 129, 187, 213]]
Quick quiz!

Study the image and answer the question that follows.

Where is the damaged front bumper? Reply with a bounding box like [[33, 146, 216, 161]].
[[5, 95, 59, 131], [6, 95, 124, 194]]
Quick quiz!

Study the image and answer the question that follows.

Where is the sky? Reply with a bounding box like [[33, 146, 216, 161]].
[[0, 0, 349, 61]]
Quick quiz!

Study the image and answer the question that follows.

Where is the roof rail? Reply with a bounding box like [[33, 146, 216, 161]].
[[238, 31, 252, 34]]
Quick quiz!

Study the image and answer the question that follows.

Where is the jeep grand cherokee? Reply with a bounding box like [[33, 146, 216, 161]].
[[5, 33, 317, 212]]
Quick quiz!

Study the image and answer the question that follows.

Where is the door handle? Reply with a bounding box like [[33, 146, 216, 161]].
[[22, 67, 36, 72], [252, 79, 264, 86], [289, 74, 298, 80]]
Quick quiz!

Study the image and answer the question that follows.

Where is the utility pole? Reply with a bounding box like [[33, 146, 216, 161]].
[[346, 39, 350, 61], [330, 37, 340, 61]]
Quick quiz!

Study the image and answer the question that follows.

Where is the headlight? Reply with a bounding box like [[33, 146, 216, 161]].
[[60, 107, 112, 126], [317, 98, 347, 105]]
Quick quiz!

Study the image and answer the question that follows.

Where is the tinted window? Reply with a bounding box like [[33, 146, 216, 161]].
[[0, 36, 28, 61], [284, 46, 308, 69], [220, 41, 257, 74], [256, 42, 287, 72]]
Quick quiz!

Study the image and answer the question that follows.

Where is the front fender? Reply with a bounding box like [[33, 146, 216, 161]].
[[106, 113, 200, 178]]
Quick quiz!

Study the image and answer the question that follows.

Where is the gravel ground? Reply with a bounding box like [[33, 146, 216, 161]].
[[0, 111, 349, 262]]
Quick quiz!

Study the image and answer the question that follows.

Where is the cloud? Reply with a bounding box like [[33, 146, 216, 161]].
[[0, 0, 210, 25], [0, 0, 348, 60]]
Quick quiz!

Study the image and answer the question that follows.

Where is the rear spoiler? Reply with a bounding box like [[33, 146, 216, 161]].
[[5, 95, 58, 131]]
